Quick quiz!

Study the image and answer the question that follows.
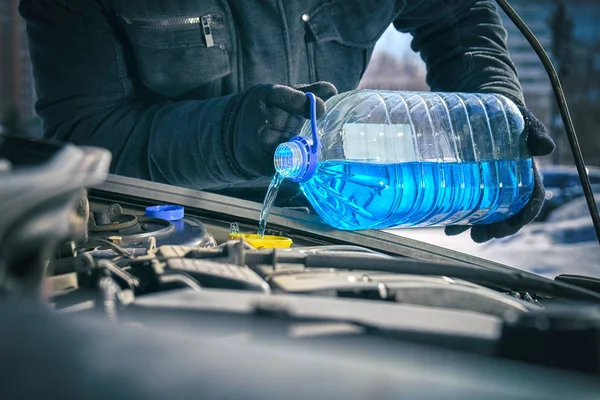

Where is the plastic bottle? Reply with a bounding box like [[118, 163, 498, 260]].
[[273, 90, 534, 231]]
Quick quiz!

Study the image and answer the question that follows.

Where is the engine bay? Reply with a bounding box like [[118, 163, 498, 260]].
[[42, 192, 600, 372], [50, 195, 538, 315], [2, 134, 600, 397]]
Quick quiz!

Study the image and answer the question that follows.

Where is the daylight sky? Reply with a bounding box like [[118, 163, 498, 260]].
[[374, 24, 421, 62]]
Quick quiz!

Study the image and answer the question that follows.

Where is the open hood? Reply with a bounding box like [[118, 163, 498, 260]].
[[2, 134, 600, 399]]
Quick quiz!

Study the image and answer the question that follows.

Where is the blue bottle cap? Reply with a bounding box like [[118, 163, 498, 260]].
[[145, 205, 184, 221]]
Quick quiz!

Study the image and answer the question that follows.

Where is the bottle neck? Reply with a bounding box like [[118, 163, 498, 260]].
[[274, 139, 309, 182]]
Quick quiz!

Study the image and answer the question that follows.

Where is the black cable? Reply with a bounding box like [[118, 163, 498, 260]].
[[159, 272, 202, 292], [97, 276, 121, 321], [78, 238, 134, 258], [495, 0, 600, 245], [96, 259, 139, 290], [282, 245, 392, 258]]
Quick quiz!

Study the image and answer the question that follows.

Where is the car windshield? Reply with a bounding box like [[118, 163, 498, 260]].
[[2, 0, 599, 281]]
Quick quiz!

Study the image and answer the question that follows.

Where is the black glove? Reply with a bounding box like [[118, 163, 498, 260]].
[[223, 82, 338, 179], [445, 105, 556, 243]]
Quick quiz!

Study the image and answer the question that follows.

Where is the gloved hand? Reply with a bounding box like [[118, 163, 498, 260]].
[[223, 82, 338, 179], [444, 105, 556, 243]]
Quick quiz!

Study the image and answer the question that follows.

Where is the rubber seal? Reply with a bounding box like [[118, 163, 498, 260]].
[[145, 205, 185, 221]]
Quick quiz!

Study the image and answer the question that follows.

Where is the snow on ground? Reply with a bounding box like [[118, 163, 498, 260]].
[[386, 219, 600, 279]]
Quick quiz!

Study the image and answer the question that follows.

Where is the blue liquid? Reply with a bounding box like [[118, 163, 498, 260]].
[[301, 159, 534, 230], [258, 173, 284, 238]]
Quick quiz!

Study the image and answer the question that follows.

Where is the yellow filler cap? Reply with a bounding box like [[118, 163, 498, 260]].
[[228, 233, 293, 249]]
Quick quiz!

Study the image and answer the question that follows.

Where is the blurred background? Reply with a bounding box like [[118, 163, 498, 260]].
[[1, 0, 599, 275], [0, 0, 38, 137], [360, 0, 600, 168]]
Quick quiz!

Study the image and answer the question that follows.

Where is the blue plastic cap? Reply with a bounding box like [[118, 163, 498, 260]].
[[145, 205, 184, 221]]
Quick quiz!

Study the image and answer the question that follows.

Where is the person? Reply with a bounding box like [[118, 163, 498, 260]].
[[20, 0, 555, 242]]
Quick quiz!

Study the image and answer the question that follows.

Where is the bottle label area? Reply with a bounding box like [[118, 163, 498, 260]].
[[301, 159, 534, 230], [342, 123, 417, 162]]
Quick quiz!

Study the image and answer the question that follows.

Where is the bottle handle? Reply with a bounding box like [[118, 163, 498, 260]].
[[293, 92, 319, 182], [274, 92, 320, 183], [305, 92, 319, 153]]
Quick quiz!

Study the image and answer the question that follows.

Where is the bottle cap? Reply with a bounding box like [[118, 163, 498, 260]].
[[228, 233, 293, 249], [145, 205, 185, 221]]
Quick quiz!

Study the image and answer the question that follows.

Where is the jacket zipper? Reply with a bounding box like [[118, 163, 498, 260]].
[[120, 13, 224, 48], [200, 15, 214, 48]]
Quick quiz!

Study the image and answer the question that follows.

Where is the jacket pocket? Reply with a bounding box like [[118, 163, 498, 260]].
[[302, 0, 402, 91], [118, 11, 232, 97]]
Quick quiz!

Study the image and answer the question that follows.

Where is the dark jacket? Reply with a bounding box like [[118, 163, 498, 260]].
[[20, 0, 524, 200]]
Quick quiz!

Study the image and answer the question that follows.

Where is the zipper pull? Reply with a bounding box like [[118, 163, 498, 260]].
[[201, 15, 214, 48]]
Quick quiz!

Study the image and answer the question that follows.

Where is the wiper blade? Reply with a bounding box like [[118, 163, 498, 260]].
[[242, 250, 600, 303]]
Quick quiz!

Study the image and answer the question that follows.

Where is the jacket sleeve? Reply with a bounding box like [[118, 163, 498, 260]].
[[394, 0, 525, 106], [20, 0, 250, 190]]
